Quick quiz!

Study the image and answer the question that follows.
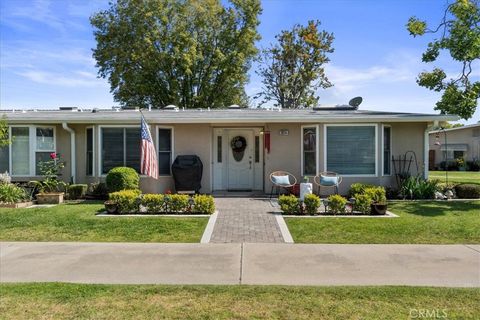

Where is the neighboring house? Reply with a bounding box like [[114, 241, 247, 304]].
[[429, 123, 480, 170], [1, 106, 457, 195]]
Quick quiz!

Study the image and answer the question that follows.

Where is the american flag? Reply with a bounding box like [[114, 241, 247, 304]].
[[140, 115, 158, 179]]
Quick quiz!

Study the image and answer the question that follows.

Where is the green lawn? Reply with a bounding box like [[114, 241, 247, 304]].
[[0, 283, 478, 320], [0, 202, 208, 242], [286, 200, 480, 244], [429, 170, 480, 185]]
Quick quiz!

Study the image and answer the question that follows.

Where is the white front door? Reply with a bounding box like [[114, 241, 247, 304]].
[[227, 130, 254, 190]]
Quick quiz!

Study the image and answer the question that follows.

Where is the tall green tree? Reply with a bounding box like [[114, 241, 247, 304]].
[[91, 0, 261, 109], [0, 115, 9, 148], [407, 0, 480, 120], [256, 20, 334, 109]]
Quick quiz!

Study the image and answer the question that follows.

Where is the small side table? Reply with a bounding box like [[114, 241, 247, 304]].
[[299, 183, 313, 201]]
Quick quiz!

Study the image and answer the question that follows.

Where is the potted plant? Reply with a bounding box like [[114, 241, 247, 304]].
[[104, 200, 118, 214], [29, 153, 66, 204], [365, 187, 388, 215], [456, 157, 466, 171]]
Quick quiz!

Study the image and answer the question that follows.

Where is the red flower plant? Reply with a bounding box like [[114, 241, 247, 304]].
[[50, 152, 57, 159], [165, 189, 172, 194]]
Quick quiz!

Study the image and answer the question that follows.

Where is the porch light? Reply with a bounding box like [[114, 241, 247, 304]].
[[434, 133, 441, 146]]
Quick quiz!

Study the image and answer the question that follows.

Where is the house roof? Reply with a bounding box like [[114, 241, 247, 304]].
[[429, 122, 480, 134], [1, 108, 459, 124]]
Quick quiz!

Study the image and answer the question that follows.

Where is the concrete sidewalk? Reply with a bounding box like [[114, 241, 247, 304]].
[[1, 242, 479, 287]]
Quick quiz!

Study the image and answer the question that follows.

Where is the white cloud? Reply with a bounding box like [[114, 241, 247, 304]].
[[17, 70, 107, 88]]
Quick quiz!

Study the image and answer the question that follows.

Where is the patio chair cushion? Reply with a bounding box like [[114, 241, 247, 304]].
[[272, 175, 291, 186], [320, 175, 338, 186]]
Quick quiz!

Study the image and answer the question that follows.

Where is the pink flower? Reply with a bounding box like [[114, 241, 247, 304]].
[[165, 189, 172, 194], [50, 152, 57, 159]]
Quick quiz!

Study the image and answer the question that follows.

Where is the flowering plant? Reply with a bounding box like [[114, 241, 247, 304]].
[[29, 153, 66, 193]]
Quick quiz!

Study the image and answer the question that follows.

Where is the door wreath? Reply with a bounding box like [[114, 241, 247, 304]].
[[231, 136, 247, 161]]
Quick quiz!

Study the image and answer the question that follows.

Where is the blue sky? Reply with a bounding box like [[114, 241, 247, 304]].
[[1, 0, 478, 123]]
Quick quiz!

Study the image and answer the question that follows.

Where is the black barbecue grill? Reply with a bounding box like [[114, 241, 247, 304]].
[[171, 155, 203, 193]]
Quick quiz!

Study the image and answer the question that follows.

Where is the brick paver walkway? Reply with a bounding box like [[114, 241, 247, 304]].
[[210, 198, 285, 243]]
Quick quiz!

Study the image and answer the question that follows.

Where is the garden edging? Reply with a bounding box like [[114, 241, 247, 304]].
[[282, 211, 399, 218]]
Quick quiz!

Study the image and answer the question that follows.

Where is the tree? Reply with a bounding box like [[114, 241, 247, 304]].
[[91, 0, 261, 109], [0, 115, 9, 148], [256, 20, 334, 109], [407, 0, 480, 120]]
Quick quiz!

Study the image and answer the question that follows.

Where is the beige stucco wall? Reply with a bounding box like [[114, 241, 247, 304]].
[[8, 121, 428, 196], [429, 127, 480, 167]]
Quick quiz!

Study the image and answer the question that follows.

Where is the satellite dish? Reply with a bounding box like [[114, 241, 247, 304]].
[[349, 96, 363, 108]]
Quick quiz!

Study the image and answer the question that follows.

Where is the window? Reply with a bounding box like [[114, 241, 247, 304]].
[[255, 136, 260, 163], [326, 125, 376, 175], [11, 127, 30, 175], [0, 131, 9, 173], [35, 127, 55, 175], [158, 128, 172, 175], [383, 126, 391, 175], [101, 127, 141, 174], [86, 128, 93, 176], [442, 150, 465, 160], [217, 136, 222, 163], [302, 127, 317, 175], [2, 126, 56, 176]]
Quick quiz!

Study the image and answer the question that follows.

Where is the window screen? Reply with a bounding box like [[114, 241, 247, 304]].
[[125, 128, 141, 172], [303, 127, 316, 175], [102, 128, 124, 174], [11, 127, 30, 175], [158, 128, 172, 175], [86, 128, 93, 176], [383, 126, 391, 175], [327, 126, 376, 175], [0, 130, 9, 173]]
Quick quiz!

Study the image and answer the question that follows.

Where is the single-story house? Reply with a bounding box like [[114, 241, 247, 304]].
[[1, 106, 457, 195], [429, 123, 480, 170]]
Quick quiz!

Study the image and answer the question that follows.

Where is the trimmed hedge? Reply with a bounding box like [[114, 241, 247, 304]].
[[109, 189, 141, 213], [106, 167, 139, 193], [454, 184, 480, 199], [108, 192, 215, 214], [67, 184, 88, 200], [327, 194, 347, 214]]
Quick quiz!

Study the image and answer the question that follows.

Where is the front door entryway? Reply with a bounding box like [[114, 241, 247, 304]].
[[212, 128, 263, 192], [227, 130, 253, 191]]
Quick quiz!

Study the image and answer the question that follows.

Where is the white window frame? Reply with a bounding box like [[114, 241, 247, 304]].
[[323, 123, 378, 177], [301, 124, 319, 176], [98, 125, 144, 176], [85, 126, 95, 177], [382, 124, 392, 176], [156, 125, 174, 176], [7, 125, 56, 177]]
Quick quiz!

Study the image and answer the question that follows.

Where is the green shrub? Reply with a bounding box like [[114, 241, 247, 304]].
[[327, 194, 347, 214], [303, 194, 321, 215], [400, 176, 438, 199], [363, 186, 387, 203], [354, 194, 372, 214], [109, 189, 141, 213], [348, 183, 374, 198], [0, 183, 29, 204], [106, 167, 139, 193], [67, 184, 88, 200], [278, 194, 300, 215], [192, 194, 215, 214], [168, 194, 190, 212], [88, 182, 108, 199], [454, 184, 480, 199], [141, 194, 165, 213]]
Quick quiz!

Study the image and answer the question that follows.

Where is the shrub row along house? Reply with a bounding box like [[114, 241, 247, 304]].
[[1, 105, 457, 195]]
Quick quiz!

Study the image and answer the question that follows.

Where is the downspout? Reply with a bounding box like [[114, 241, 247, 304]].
[[424, 120, 438, 180], [62, 123, 76, 183]]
